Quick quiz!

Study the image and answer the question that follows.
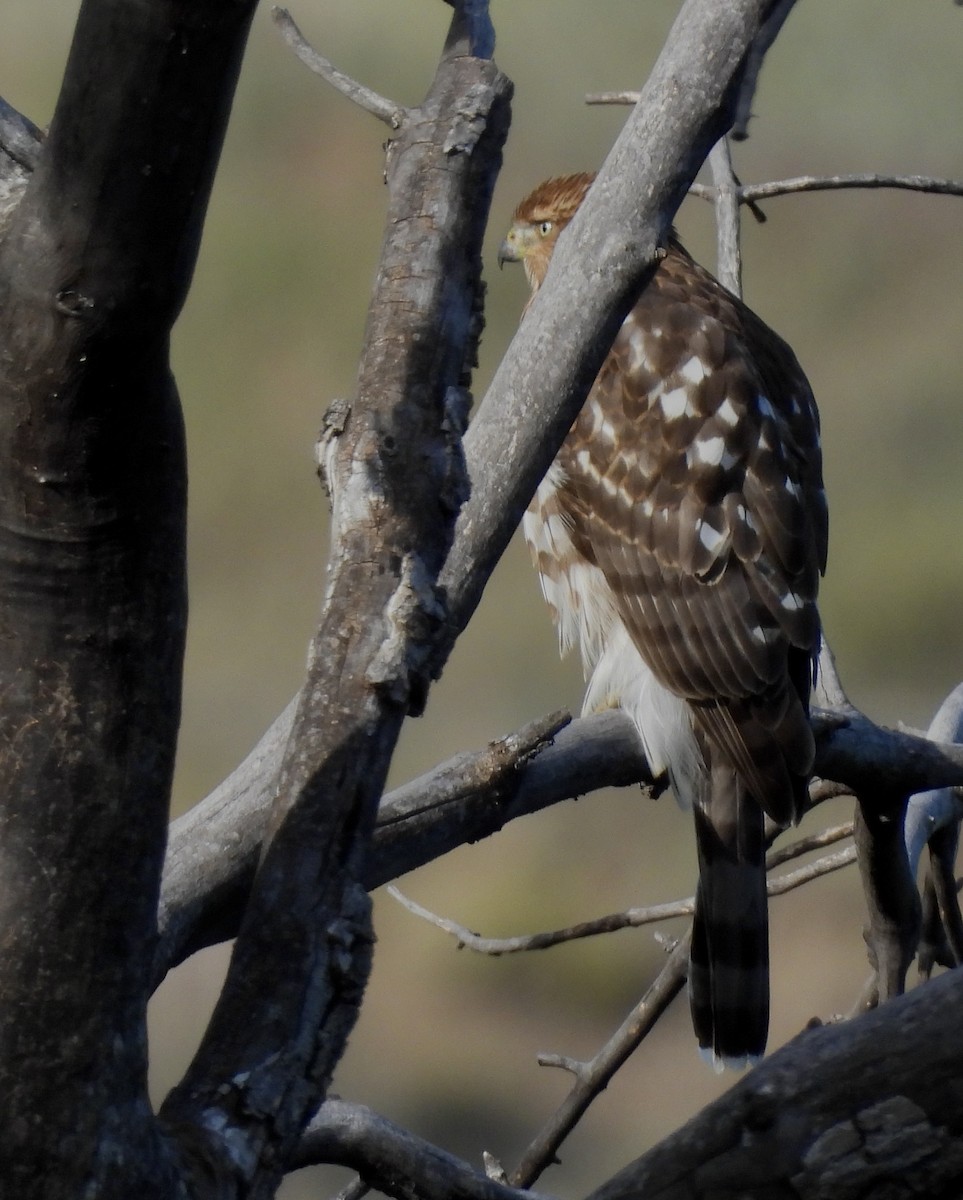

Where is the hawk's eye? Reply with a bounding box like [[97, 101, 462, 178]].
[[538, 220, 553, 236]]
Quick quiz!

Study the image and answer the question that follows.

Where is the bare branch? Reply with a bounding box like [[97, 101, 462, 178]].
[[293, 1100, 544, 1200], [157, 702, 963, 980], [0, 96, 43, 171], [927, 825, 963, 967], [904, 682, 963, 873], [388, 834, 853, 956], [689, 171, 963, 204], [584, 91, 642, 106], [768, 845, 855, 895], [157, 707, 651, 980], [708, 136, 742, 292], [272, 7, 408, 129], [387, 885, 695, 954], [766, 821, 853, 868], [160, 6, 513, 1189], [854, 793, 919, 1003], [511, 934, 691, 1190], [586, 970, 963, 1200]]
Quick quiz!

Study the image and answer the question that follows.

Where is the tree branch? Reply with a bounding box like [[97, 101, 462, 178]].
[[293, 1100, 545, 1200], [688, 171, 963, 204], [0, 96, 42, 237], [512, 934, 691, 1190], [272, 7, 407, 129], [157, 700, 963, 981], [586, 968, 963, 1200], [160, 7, 513, 1192], [436, 0, 780, 657], [386, 831, 854, 956], [708, 137, 742, 292], [0, 0, 258, 1192]]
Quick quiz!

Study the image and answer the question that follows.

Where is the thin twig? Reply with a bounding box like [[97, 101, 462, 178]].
[[766, 821, 853, 869], [272, 7, 408, 129], [511, 933, 690, 1189], [688, 172, 963, 205], [767, 845, 856, 895], [388, 836, 854, 956], [386, 885, 695, 954], [584, 91, 642, 106]]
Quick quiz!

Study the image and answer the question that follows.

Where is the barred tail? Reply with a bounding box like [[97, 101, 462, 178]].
[[688, 764, 769, 1069]]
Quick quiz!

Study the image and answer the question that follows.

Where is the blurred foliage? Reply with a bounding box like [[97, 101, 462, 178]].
[[3, 3, 963, 1198]]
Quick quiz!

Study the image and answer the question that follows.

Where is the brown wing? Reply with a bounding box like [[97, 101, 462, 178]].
[[555, 243, 827, 823]]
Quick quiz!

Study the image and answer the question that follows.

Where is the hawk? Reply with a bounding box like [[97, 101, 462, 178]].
[[500, 173, 828, 1067]]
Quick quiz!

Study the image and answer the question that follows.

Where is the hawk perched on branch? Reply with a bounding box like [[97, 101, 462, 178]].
[[500, 173, 828, 1067]]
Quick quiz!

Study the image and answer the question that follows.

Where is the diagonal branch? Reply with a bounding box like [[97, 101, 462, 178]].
[[512, 934, 692, 1190], [439, 0, 778, 652], [585, 968, 963, 1200], [159, 6, 512, 1192], [272, 7, 407, 129]]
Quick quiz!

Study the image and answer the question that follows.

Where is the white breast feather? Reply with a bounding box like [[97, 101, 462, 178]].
[[525, 464, 705, 809]]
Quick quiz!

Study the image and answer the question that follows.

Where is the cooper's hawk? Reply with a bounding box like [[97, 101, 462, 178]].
[[500, 173, 828, 1067]]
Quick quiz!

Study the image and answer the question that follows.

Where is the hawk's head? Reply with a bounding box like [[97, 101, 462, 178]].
[[498, 172, 596, 292]]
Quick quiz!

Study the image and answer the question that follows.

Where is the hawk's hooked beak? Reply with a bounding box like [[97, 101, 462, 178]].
[[497, 227, 522, 269]]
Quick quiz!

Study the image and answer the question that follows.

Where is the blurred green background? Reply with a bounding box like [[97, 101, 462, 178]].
[[3, 2, 963, 1196]]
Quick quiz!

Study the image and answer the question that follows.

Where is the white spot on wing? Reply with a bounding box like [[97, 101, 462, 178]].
[[598, 417, 617, 446], [718, 397, 739, 427], [680, 355, 709, 384], [694, 436, 725, 466], [698, 521, 726, 553], [660, 386, 691, 420]]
